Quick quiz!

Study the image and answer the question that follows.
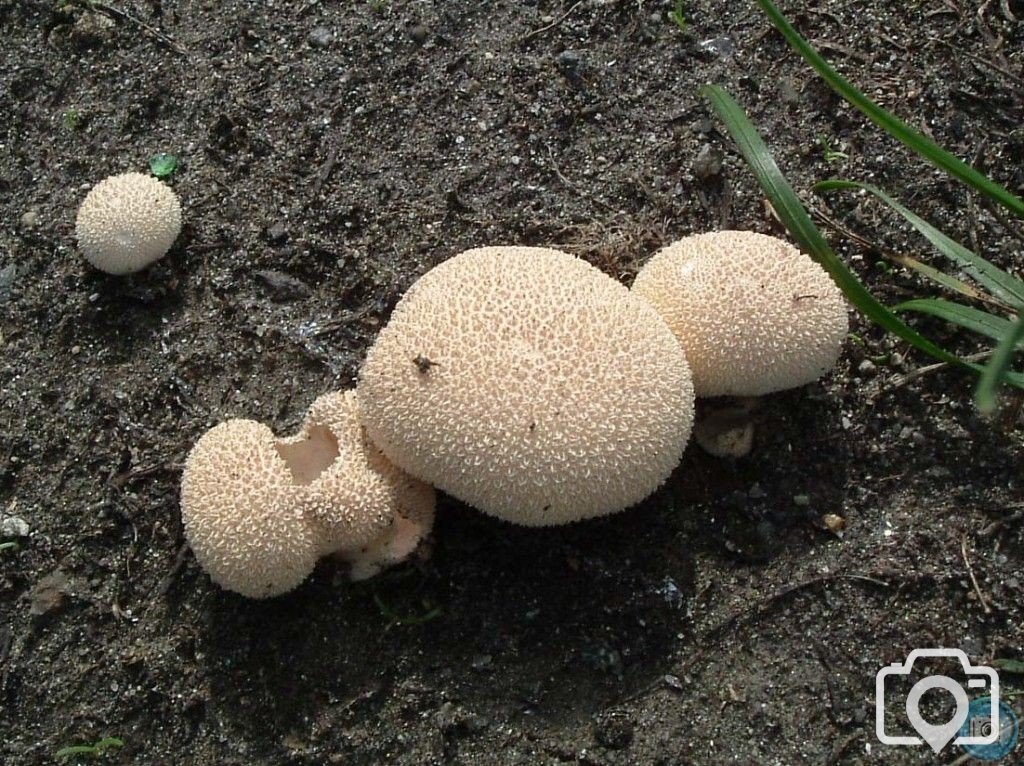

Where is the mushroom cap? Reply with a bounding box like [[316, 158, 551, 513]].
[[357, 246, 695, 526], [287, 390, 435, 557], [75, 172, 181, 274], [631, 231, 848, 397], [181, 419, 320, 599]]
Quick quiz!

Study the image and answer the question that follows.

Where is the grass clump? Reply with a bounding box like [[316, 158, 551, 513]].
[[667, 0, 687, 32]]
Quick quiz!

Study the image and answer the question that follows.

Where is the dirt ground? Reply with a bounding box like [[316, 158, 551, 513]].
[[2, 0, 1023, 764]]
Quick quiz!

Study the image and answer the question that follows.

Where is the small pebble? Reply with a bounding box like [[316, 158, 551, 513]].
[[20, 208, 39, 229], [858, 359, 877, 376], [1, 515, 29, 537], [408, 24, 428, 44], [307, 26, 332, 48], [556, 49, 584, 78], [692, 144, 723, 181], [265, 220, 289, 244], [29, 571, 71, 617]]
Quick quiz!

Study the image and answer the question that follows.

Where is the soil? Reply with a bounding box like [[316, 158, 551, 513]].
[[2, 0, 1023, 764]]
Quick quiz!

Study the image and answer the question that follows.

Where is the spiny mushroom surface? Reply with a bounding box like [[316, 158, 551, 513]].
[[181, 419, 321, 599], [288, 390, 435, 559], [181, 392, 435, 598], [342, 480, 436, 581], [75, 172, 181, 274], [631, 231, 848, 397], [357, 246, 694, 526]]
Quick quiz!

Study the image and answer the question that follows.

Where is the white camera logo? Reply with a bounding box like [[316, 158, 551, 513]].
[[876, 648, 1000, 753]]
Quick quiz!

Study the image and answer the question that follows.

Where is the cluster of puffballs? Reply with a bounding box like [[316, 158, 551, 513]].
[[75, 172, 849, 599]]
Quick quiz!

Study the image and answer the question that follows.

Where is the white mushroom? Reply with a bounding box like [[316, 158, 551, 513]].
[[357, 245, 694, 526], [180, 420, 320, 599], [75, 172, 181, 274], [181, 391, 436, 598], [631, 231, 848, 397]]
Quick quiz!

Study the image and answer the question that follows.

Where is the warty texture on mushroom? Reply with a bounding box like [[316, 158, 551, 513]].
[[357, 245, 695, 526], [75, 172, 182, 275], [181, 391, 435, 598], [631, 230, 849, 398]]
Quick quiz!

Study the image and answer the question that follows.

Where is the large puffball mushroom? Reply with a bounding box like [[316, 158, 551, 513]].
[[631, 231, 848, 397], [75, 172, 181, 274], [284, 390, 436, 562], [181, 420, 321, 599], [357, 246, 695, 526]]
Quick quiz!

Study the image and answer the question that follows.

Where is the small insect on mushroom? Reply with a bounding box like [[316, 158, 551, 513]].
[[412, 354, 439, 374]]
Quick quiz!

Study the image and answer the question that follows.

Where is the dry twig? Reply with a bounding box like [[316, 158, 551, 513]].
[[960, 536, 993, 614], [520, 1, 584, 42]]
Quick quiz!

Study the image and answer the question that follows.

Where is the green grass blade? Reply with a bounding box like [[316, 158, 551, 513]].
[[703, 88, 960, 359], [886, 253, 995, 305], [894, 298, 1018, 344], [815, 180, 1024, 308], [702, 84, 1024, 391], [976, 317, 1024, 412], [755, 0, 1024, 219]]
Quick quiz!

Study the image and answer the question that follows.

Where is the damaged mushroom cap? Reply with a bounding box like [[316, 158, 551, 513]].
[[75, 172, 181, 274], [181, 419, 320, 599], [357, 246, 694, 526], [631, 231, 848, 397], [341, 480, 436, 581], [282, 390, 435, 559]]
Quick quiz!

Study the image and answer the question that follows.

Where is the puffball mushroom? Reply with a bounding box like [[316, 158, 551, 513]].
[[357, 246, 695, 526], [631, 231, 848, 397], [181, 391, 436, 598], [75, 172, 181, 274], [286, 390, 436, 560], [180, 419, 321, 599]]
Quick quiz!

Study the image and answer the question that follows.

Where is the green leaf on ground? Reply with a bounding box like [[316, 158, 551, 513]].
[[148, 153, 178, 179]]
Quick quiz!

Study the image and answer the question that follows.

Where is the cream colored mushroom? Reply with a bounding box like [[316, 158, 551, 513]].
[[75, 172, 181, 274], [341, 480, 436, 581], [631, 231, 848, 397], [180, 420, 321, 599], [182, 391, 435, 597], [285, 390, 435, 563], [357, 246, 694, 526]]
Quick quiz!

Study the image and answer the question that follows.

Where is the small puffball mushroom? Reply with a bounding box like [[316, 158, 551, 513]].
[[181, 392, 435, 598], [283, 390, 435, 559], [358, 246, 695, 526], [181, 420, 321, 599], [692, 398, 760, 458], [75, 172, 181, 274], [694, 419, 754, 458], [632, 231, 848, 397]]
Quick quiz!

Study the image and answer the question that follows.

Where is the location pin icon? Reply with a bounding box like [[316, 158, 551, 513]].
[[905, 677, 971, 753]]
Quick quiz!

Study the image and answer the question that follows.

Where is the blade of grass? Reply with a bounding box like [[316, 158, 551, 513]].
[[755, 0, 1024, 219], [976, 317, 1024, 412], [701, 84, 1024, 390], [887, 253, 1001, 306], [810, 203, 1008, 309], [894, 299, 1019, 345], [815, 180, 1024, 308]]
